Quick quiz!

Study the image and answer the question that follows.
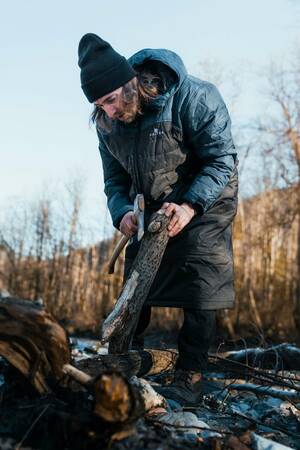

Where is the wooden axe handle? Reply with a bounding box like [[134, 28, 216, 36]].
[[108, 234, 130, 274], [62, 363, 92, 385]]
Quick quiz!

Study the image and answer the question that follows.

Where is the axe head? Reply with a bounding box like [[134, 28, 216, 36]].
[[134, 194, 145, 241]]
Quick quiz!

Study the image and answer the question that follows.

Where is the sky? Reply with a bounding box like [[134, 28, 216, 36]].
[[1, 0, 300, 239]]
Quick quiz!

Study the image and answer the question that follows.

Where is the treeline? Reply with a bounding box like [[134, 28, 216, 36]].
[[232, 185, 299, 339]]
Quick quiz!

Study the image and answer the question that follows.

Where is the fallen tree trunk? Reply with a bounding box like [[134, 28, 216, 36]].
[[101, 211, 170, 354]]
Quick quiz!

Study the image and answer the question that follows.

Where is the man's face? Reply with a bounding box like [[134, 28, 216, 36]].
[[94, 87, 125, 121]]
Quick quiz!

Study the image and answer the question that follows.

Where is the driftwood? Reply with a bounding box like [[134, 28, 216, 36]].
[[101, 211, 170, 354]]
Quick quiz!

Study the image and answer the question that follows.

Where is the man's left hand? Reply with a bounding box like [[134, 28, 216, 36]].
[[161, 202, 196, 237]]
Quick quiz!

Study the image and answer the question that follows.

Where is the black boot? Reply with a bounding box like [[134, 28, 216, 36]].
[[154, 369, 203, 406]]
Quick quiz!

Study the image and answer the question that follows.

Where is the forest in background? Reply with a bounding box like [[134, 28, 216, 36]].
[[1, 52, 299, 341]]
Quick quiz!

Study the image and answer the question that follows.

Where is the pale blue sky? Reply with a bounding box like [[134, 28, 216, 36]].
[[1, 0, 300, 236]]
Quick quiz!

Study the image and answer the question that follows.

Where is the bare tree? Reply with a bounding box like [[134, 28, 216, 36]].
[[254, 48, 300, 329]]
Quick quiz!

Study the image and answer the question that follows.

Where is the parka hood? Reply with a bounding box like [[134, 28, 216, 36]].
[[128, 49, 188, 108]]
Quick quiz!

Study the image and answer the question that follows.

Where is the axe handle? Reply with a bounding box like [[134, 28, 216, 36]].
[[108, 234, 130, 274], [62, 363, 92, 386]]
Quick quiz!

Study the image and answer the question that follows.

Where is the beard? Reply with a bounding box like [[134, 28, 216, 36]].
[[116, 90, 141, 123], [117, 107, 138, 123]]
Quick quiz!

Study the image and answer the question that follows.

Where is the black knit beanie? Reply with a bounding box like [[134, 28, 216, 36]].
[[78, 33, 136, 103]]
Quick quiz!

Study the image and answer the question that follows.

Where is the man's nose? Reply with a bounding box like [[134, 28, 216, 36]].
[[105, 105, 117, 118]]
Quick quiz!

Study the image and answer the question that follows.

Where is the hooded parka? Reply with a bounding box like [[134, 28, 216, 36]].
[[97, 49, 238, 310]]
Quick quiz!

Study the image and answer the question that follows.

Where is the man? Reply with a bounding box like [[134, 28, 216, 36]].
[[78, 33, 238, 406]]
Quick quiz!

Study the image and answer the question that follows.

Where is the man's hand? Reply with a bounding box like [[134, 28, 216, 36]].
[[161, 202, 196, 237], [119, 211, 138, 237]]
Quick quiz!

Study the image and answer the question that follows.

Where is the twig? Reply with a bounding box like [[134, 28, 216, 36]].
[[209, 354, 300, 391], [15, 404, 50, 449], [282, 396, 300, 413], [225, 409, 300, 439], [208, 361, 284, 391], [227, 383, 300, 402]]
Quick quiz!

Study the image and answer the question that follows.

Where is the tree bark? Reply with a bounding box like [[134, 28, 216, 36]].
[[101, 211, 170, 354]]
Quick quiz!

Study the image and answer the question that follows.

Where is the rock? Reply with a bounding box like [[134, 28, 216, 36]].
[[252, 433, 293, 450]]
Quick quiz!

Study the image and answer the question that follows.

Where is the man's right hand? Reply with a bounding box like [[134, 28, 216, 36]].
[[119, 211, 138, 237]]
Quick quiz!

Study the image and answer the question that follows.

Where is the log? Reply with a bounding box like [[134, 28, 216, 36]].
[[101, 211, 170, 354], [0, 296, 70, 393], [75, 348, 178, 378]]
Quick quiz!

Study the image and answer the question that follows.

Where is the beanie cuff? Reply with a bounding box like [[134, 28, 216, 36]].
[[81, 57, 136, 103]]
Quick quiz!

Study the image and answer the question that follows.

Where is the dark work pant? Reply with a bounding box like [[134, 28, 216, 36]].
[[134, 306, 216, 372]]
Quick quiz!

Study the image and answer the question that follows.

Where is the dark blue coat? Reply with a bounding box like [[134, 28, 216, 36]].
[[97, 49, 238, 309]]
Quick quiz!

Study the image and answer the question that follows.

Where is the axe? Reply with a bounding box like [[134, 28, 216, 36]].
[[108, 194, 145, 274]]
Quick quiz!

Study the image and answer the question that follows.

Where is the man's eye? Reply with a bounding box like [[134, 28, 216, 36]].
[[105, 96, 117, 105]]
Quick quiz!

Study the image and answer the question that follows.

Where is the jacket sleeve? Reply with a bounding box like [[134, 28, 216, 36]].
[[97, 130, 133, 229], [181, 82, 237, 214]]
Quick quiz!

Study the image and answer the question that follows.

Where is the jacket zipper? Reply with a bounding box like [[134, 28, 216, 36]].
[[132, 119, 142, 193]]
